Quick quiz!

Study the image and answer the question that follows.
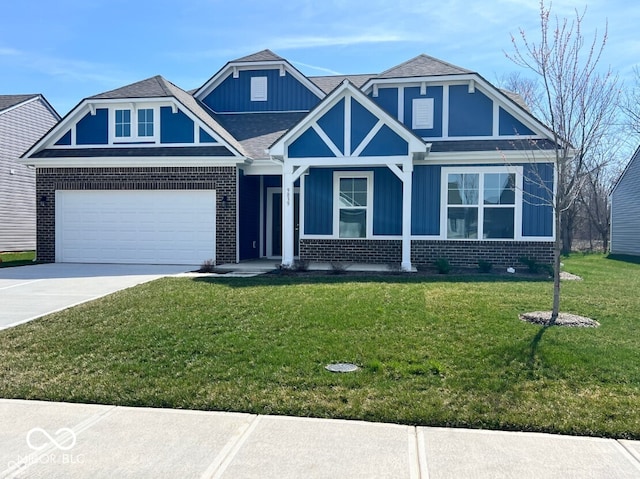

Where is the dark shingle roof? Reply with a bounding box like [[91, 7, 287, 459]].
[[377, 54, 471, 79], [309, 74, 374, 94], [232, 49, 284, 63], [213, 112, 307, 159], [0, 94, 39, 113]]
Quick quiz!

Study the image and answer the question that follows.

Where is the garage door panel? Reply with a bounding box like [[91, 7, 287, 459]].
[[56, 190, 216, 265]]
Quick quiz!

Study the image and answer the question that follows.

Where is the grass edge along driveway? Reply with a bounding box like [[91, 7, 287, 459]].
[[0, 254, 638, 439]]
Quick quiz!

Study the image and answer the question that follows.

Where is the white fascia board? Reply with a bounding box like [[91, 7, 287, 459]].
[[285, 155, 415, 168], [361, 74, 477, 93], [20, 157, 249, 168], [242, 161, 283, 175], [194, 61, 326, 101], [423, 150, 558, 164]]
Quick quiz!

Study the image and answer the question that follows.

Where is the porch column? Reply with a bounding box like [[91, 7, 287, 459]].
[[401, 163, 413, 272], [281, 167, 295, 268]]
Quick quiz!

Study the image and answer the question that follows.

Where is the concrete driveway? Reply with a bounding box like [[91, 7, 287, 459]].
[[0, 263, 190, 330]]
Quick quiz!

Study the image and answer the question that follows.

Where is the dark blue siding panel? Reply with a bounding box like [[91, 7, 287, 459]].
[[202, 69, 321, 113], [160, 107, 194, 143], [199, 128, 217, 143], [373, 168, 402, 235], [499, 107, 535, 136], [361, 125, 408, 156], [523, 163, 554, 237], [76, 108, 108, 145], [317, 98, 345, 154], [351, 97, 379, 151], [411, 165, 441, 235], [289, 127, 336, 158], [449, 85, 493, 137], [404, 86, 443, 137], [55, 130, 72, 146], [373, 88, 398, 118], [304, 168, 333, 235], [239, 171, 261, 260]]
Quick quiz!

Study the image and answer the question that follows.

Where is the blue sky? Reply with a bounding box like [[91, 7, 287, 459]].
[[1, 0, 637, 116]]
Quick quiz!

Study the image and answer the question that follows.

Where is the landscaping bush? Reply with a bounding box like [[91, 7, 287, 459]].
[[478, 259, 493, 273], [434, 258, 451, 274]]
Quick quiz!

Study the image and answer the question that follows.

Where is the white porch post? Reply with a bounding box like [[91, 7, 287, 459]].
[[281, 166, 295, 268], [401, 163, 413, 272]]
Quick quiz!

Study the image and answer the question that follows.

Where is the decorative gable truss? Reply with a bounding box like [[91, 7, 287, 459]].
[[269, 80, 429, 271]]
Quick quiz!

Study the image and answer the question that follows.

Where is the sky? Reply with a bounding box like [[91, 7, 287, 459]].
[[1, 0, 637, 117]]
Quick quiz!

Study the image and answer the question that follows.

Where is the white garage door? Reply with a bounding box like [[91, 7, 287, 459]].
[[56, 190, 216, 265]]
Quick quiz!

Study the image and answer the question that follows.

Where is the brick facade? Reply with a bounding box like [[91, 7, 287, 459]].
[[300, 239, 554, 269], [36, 166, 237, 264]]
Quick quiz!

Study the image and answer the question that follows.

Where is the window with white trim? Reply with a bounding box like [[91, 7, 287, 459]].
[[250, 76, 268, 101], [113, 107, 156, 143], [137, 108, 154, 137], [334, 172, 373, 238], [444, 168, 520, 240], [412, 98, 434, 129]]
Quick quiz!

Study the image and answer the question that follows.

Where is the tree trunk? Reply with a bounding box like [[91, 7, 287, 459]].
[[550, 190, 562, 325]]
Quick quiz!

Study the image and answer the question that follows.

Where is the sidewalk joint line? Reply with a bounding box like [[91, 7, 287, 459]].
[[615, 440, 640, 472]]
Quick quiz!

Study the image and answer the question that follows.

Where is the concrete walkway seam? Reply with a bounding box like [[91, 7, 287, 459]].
[[200, 414, 261, 479], [615, 440, 640, 472], [415, 428, 429, 479]]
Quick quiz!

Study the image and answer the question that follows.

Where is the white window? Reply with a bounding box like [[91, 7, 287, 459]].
[[334, 172, 373, 238], [442, 167, 522, 240], [112, 106, 157, 143], [251, 76, 268, 101], [412, 98, 434, 129]]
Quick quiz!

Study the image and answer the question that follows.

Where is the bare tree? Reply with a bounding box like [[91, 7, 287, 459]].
[[507, 1, 620, 323], [621, 66, 640, 138]]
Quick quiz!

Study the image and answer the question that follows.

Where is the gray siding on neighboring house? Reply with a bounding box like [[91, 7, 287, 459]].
[[611, 147, 640, 256], [0, 97, 59, 251]]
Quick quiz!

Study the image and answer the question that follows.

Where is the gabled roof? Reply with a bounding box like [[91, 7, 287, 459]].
[[232, 49, 284, 63], [376, 54, 471, 79], [90, 75, 247, 156], [0, 94, 39, 113], [309, 74, 374, 94]]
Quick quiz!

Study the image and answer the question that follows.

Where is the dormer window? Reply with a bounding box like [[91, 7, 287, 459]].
[[137, 109, 154, 136], [250, 76, 268, 101]]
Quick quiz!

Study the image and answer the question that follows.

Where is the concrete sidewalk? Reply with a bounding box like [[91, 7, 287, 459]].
[[1, 399, 639, 478]]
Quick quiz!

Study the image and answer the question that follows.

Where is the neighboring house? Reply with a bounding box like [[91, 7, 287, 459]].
[[22, 50, 557, 270], [0, 95, 60, 252], [610, 145, 640, 257]]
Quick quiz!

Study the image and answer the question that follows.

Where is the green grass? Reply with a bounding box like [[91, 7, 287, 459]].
[[0, 251, 36, 268], [1, 254, 639, 438]]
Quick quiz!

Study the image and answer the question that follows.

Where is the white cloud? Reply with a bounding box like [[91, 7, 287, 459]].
[[291, 61, 343, 76]]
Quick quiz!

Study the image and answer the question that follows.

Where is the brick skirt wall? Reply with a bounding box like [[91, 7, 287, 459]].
[[300, 239, 554, 269], [36, 166, 237, 264]]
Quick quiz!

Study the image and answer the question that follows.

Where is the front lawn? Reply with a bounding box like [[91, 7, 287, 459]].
[[0, 254, 638, 438]]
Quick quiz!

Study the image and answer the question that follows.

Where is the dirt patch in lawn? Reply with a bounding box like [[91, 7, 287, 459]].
[[519, 311, 600, 327]]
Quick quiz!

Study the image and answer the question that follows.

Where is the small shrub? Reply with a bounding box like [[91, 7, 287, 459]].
[[199, 258, 215, 273], [478, 259, 493, 273], [434, 258, 451, 274], [329, 261, 347, 274], [519, 256, 540, 274], [293, 259, 310, 271]]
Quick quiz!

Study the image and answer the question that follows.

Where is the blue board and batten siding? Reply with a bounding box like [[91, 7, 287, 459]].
[[238, 171, 261, 260], [202, 69, 321, 113], [160, 107, 194, 143], [303, 163, 554, 238], [76, 108, 108, 145]]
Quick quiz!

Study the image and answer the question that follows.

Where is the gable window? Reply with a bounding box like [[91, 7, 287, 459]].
[[115, 109, 131, 138], [443, 167, 521, 240], [334, 172, 373, 238], [412, 98, 434, 129], [251, 76, 268, 101], [137, 108, 154, 137]]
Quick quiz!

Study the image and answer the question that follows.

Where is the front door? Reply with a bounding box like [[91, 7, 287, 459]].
[[267, 188, 299, 258]]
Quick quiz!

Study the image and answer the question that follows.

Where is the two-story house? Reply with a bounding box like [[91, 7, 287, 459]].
[[22, 50, 556, 270]]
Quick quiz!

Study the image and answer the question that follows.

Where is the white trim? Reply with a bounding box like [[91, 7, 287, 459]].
[[397, 86, 404, 123], [312, 123, 343, 157], [440, 165, 523, 241], [22, 157, 247, 168], [266, 187, 300, 258], [442, 85, 449, 138], [351, 120, 383, 157], [333, 171, 374, 239], [0, 95, 41, 117], [422, 151, 557, 164]]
